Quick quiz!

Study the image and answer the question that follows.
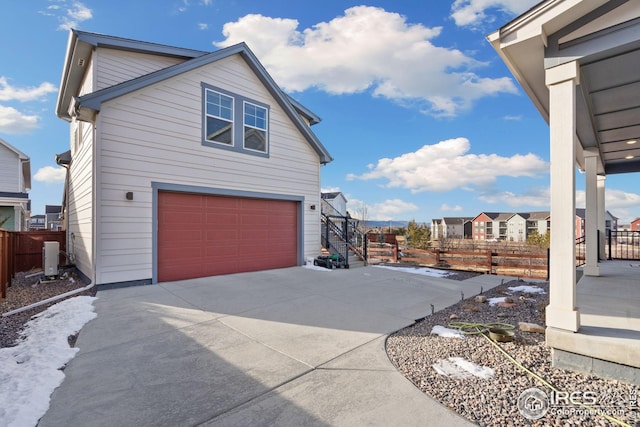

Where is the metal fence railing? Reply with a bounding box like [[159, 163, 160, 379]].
[[607, 230, 640, 260]]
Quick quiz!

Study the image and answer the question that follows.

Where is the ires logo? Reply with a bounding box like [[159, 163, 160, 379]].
[[550, 391, 598, 406]]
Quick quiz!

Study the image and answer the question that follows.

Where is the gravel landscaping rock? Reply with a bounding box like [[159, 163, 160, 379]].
[[386, 278, 639, 427], [0, 269, 96, 348]]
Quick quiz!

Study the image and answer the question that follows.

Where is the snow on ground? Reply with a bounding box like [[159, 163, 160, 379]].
[[507, 285, 546, 294], [488, 297, 507, 306], [431, 325, 466, 339], [303, 263, 334, 272], [373, 265, 452, 278], [432, 357, 494, 380], [0, 296, 97, 427]]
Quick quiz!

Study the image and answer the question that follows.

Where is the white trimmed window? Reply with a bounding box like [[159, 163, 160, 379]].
[[205, 89, 233, 145], [244, 102, 268, 153]]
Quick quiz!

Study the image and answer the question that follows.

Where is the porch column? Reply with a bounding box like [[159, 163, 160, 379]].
[[14, 205, 22, 231], [597, 176, 606, 260], [545, 61, 580, 332], [584, 149, 600, 276]]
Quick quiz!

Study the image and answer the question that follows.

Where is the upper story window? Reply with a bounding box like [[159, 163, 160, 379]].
[[205, 89, 233, 145], [202, 83, 269, 158], [244, 102, 268, 153]]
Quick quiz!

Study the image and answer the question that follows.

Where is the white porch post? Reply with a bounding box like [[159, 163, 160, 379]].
[[584, 149, 600, 276], [545, 62, 580, 332], [13, 205, 22, 231], [597, 176, 606, 260]]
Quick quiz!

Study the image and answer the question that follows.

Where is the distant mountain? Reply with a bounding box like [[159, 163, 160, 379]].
[[356, 220, 428, 228]]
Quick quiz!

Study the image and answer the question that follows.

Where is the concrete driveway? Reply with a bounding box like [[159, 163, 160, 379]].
[[39, 266, 506, 427]]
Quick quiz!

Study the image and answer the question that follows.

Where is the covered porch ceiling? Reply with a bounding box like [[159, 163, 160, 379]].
[[488, 0, 640, 175]]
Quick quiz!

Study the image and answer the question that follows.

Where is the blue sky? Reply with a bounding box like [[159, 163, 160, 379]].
[[1, 0, 639, 224]]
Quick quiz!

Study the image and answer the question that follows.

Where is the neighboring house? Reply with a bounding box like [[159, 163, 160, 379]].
[[506, 213, 526, 242], [471, 212, 500, 240], [45, 205, 63, 231], [631, 218, 640, 232], [508, 211, 550, 242], [430, 219, 443, 240], [0, 138, 31, 231], [604, 210, 618, 234], [575, 208, 586, 239], [29, 215, 46, 230], [441, 217, 473, 239], [490, 213, 513, 241], [321, 192, 348, 217], [55, 30, 332, 286], [526, 211, 550, 237]]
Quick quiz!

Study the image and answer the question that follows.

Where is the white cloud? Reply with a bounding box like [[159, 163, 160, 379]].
[[347, 137, 548, 193], [56, 1, 93, 31], [215, 7, 518, 117], [478, 187, 640, 222], [198, 23, 209, 30], [451, 0, 537, 27], [503, 115, 522, 121], [577, 188, 640, 211], [347, 198, 418, 221], [34, 166, 66, 184], [321, 186, 341, 194], [441, 204, 463, 212], [0, 105, 39, 134], [0, 77, 57, 102], [478, 188, 549, 207]]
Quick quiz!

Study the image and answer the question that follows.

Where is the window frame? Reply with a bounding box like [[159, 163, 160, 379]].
[[204, 88, 234, 147], [201, 82, 270, 159], [243, 101, 269, 153]]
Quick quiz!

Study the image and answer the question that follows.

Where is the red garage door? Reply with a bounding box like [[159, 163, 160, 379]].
[[158, 192, 298, 282]]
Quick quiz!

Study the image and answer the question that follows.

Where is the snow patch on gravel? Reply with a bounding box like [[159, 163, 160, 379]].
[[373, 265, 451, 278], [507, 285, 545, 294], [433, 357, 494, 379], [430, 325, 465, 339], [487, 297, 507, 306]]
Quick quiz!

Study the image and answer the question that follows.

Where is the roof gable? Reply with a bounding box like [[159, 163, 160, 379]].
[[0, 138, 31, 190], [59, 32, 332, 164]]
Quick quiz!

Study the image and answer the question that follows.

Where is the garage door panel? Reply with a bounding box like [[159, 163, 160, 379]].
[[158, 191, 298, 282], [206, 213, 239, 226]]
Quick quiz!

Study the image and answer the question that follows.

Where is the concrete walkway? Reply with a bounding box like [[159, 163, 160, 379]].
[[39, 266, 512, 427]]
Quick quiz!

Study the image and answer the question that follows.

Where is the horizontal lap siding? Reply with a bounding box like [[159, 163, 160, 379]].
[[95, 49, 184, 91], [95, 53, 321, 284], [68, 118, 94, 282], [0, 145, 19, 192]]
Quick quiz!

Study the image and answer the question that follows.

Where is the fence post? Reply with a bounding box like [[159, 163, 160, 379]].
[[546, 247, 550, 280], [607, 228, 612, 260], [0, 231, 6, 299], [487, 251, 492, 274], [364, 232, 368, 265]]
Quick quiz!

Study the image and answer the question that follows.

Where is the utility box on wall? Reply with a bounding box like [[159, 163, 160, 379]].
[[43, 241, 59, 277]]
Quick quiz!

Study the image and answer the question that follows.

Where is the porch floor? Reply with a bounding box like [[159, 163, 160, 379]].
[[547, 261, 640, 384]]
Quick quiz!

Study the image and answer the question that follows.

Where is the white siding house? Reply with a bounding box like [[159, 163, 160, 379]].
[[56, 30, 332, 285], [321, 192, 348, 217], [507, 213, 527, 242], [0, 138, 30, 231]]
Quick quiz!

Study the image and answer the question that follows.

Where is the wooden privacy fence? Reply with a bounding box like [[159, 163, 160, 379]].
[[0, 230, 13, 299], [0, 230, 66, 300], [369, 245, 550, 279]]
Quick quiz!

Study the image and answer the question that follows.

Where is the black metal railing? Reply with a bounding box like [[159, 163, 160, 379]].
[[607, 229, 640, 260], [320, 212, 368, 268]]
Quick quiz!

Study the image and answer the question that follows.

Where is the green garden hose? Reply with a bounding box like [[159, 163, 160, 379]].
[[447, 321, 632, 427]]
